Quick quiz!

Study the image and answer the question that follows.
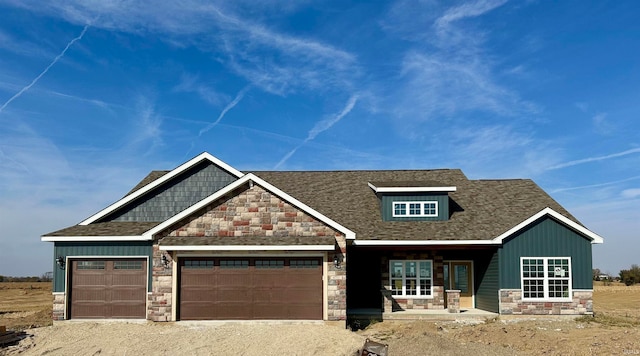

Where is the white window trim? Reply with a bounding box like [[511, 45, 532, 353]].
[[392, 201, 438, 218], [520, 257, 572, 302], [389, 260, 433, 298]]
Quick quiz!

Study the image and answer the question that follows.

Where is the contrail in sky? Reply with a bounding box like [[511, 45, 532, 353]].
[[274, 94, 358, 169], [547, 147, 640, 170], [199, 85, 251, 136], [0, 25, 89, 114]]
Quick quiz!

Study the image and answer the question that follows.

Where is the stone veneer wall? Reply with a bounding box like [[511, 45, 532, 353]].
[[148, 244, 173, 321], [380, 251, 445, 311], [499, 289, 593, 315], [152, 183, 347, 321], [52, 293, 65, 320]]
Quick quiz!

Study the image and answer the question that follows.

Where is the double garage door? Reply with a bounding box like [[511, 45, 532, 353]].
[[179, 257, 323, 320], [69, 259, 147, 319]]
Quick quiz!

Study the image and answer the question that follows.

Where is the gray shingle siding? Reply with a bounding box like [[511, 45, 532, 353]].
[[101, 161, 238, 222]]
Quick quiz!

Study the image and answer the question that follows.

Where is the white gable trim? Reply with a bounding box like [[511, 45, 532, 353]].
[[159, 245, 335, 251], [368, 182, 456, 193], [492, 207, 604, 244], [79, 153, 244, 225], [142, 173, 356, 240], [353, 207, 603, 246]]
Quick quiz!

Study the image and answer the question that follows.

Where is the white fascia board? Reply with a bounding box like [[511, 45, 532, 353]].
[[367, 182, 456, 193], [143, 173, 356, 240], [159, 245, 335, 251], [40, 235, 150, 242], [79, 152, 244, 225], [492, 207, 605, 244], [352, 239, 500, 246]]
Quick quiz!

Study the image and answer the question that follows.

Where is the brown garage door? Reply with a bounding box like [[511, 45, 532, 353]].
[[69, 259, 147, 319], [179, 257, 322, 320]]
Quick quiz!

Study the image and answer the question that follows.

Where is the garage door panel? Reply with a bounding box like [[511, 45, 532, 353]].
[[180, 257, 322, 320], [70, 259, 146, 319]]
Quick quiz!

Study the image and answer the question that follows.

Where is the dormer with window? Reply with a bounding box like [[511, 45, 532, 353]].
[[368, 182, 456, 221]]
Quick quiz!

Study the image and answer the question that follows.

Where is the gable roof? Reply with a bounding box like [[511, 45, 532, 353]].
[[78, 153, 244, 225], [253, 171, 603, 244], [142, 173, 355, 240], [41, 153, 604, 245]]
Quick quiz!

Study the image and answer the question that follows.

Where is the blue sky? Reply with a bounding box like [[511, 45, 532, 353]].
[[0, 0, 638, 277]]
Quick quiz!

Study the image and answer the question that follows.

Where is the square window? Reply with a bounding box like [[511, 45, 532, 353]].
[[389, 260, 432, 297], [521, 257, 571, 301]]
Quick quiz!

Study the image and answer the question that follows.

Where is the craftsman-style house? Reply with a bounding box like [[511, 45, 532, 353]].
[[42, 152, 603, 321]]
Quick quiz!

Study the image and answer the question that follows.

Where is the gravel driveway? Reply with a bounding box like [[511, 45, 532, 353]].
[[4, 321, 366, 356]]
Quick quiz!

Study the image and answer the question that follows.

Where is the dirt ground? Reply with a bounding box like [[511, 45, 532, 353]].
[[1, 282, 639, 355]]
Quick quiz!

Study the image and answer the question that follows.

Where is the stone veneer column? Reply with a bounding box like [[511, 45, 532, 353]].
[[446, 290, 461, 313], [148, 244, 173, 321], [327, 234, 347, 320], [52, 293, 66, 320]]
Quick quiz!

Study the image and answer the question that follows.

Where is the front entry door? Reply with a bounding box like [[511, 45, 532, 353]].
[[444, 261, 473, 308]]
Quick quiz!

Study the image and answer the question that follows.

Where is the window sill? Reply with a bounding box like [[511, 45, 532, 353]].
[[390, 295, 434, 299]]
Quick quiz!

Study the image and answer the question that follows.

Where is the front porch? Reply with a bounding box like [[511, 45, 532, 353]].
[[348, 307, 498, 322]]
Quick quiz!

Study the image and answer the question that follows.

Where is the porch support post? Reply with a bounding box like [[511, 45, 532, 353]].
[[381, 289, 393, 313], [446, 290, 461, 313]]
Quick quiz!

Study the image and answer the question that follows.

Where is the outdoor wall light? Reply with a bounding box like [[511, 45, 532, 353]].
[[161, 254, 170, 268], [55, 256, 65, 269], [333, 255, 342, 269]]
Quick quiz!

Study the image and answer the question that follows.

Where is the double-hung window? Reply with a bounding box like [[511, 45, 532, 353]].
[[390, 260, 432, 297], [392, 201, 438, 217], [521, 257, 571, 300]]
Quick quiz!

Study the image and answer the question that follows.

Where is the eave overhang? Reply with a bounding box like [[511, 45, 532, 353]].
[[159, 245, 335, 251], [41, 235, 149, 242], [367, 182, 456, 193]]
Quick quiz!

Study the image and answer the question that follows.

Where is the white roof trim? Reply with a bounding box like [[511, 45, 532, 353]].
[[353, 207, 604, 246], [368, 182, 456, 193], [40, 236, 150, 242], [492, 207, 604, 244], [79, 152, 244, 225], [159, 245, 335, 251], [143, 173, 356, 240], [352, 239, 500, 246]]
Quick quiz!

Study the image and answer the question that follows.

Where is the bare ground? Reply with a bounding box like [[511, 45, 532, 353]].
[[1, 282, 640, 355]]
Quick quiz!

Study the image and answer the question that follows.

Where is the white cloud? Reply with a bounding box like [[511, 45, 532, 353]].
[[592, 112, 614, 135], [435, 0, 508, 30], [9, 1, 358, 96], [621, 188, 640, 199]]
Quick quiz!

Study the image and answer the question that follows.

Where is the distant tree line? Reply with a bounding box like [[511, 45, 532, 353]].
[[0, 272, 52, 282], [593, 265, 640, 286], [619, 264, 640, 286]]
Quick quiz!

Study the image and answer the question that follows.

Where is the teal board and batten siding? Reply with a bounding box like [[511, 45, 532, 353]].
[[100, 161, 238, 222], [53, 242, 153, 293], [381, 193, 449, 221], [474, 249, 500, 313], [498, 217, 593, 289]]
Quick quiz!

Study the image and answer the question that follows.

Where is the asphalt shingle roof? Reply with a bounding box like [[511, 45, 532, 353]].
[[252, 170, 579, 241], [44, 167, 581, 242], [45, 221, 161, 236]]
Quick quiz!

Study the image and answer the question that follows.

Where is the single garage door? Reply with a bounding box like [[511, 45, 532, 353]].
[[69, 259, 147, 319], [180, 257, 323, 320]]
